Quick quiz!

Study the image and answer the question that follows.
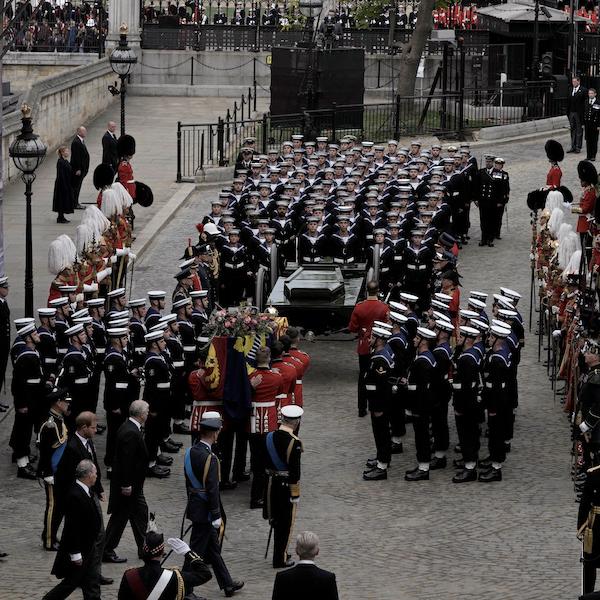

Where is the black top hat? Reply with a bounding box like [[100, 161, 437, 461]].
[[92, 163, 115, 190], [544, 139, 564, 163]]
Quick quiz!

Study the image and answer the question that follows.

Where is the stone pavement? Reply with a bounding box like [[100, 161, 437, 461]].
[[1, 95, 267, 320], [0, 132, 587, 599]]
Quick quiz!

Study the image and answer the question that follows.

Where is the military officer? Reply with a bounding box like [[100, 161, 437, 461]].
[[190, 290, 210, 341], [37, 307, 59, 386], [0, 276, 10, 407], [172, 267, 193, 303], [128, 298, 147, 371], [263, 405, 304, 569], [49, 296, 72, 361], [146, 290, 167, 331], [37, 388, 71, 550], [578, 338, 600, 470]]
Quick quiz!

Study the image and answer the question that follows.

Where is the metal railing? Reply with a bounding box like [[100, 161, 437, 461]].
[[142, 24, 489, 53], [176, 82, 566, 181]]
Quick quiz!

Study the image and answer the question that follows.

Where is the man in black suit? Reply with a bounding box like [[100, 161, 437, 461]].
[[568, 76, 587, 154], [101, 121, 119, 173], [272, 531, 339, 600], [43, 459, 103, 600], [70, 126, 90, 209], [103, 400, 150, 563], [585, 88, 600, 161]]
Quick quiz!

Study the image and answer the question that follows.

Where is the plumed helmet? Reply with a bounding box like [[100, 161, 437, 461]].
[[135, 181, 154, 207], [578, 160, 598, 186], [92, 163, 115, 190], [117, 134, 136, 158], [545, 139, 564, 163]]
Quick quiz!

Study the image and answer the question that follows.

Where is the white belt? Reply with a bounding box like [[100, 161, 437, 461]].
[[156, 382, 171, 389], [224, 262, 245, 269], [127, 179, 135, 184], [394, 256, 402, 261], [381, 267, 390, 273], [407, 384, 417, 390], [26, 378, 41, 384], [183, 346, 196, 352], [443, 374, 449, 380], [115, 382, 128, 389], [301, 256, 320, 262], [58, 348, 68, 354], [452, 383, 462, 389], [252, 401, 276, 408], [96, 348, 105, 355], [295, 379, 302, 385], [485, 382, 505, 389], [365, 234, 373, 240], [134, 347, 145, 353], [194, 400, 223, 406], [172, 361, 184, 368], [276, 393, 287, 400], [365, 384, 377, 391], [44, 358, 57, 364], [74, 377, 89, 384], [333, 257, 354, 264]]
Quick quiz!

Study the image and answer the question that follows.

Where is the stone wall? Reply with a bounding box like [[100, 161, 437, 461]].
[[3, 52, 99, 90], [3, 58, 115, 183]]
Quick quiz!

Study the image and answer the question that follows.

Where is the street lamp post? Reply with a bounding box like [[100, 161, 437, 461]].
[[109, 23, 138, 137], [8, 104, 47, 318]]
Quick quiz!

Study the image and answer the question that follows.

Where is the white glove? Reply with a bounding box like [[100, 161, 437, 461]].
[[167, 538, 191, 555], [44, 476, 54, 484], [96, 268, 112, 283], [116, 248, 129, 257], [552, 329, 562, 339], [211, 518, 222, 529], [551, 305, 559, 315], [128, 252, 137, 261], [581, 422, 591, 433], [290, 497, 300, 504], [110, 255, 118, 264]]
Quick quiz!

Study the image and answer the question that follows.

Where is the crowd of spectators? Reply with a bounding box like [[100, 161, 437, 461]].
[[4, 0, 105, 52]]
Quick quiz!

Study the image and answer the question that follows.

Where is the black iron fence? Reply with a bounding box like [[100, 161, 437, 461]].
[[176, 81, 567, 182], [142, 24, 489, 53]]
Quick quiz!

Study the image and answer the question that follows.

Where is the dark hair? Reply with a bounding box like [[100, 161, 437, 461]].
[[280, 334, 292, 352], [286, 327, 299, 341], [271, 340, 284, 359], [367, 281, 379, 295]]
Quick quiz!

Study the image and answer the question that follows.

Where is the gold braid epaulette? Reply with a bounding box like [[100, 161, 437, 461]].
[[167, 552, 204, 600]]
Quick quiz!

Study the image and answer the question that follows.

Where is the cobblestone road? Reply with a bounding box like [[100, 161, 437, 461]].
[[0, 133, 587, 600]]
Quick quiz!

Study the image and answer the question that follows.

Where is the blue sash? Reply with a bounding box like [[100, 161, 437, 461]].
[[266, 432, 287, 472], [184, 448, 208, 499], [50, 442, 66, 474]]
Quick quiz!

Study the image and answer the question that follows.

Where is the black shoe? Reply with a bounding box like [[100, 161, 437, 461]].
[[273, 559, 295, 569], [250, 499, 264, 509], [173, 422, 190, 435], [233, 472, 250, 482], [17, 465, 37, 480], [567, 148, 576, 153], [224, 580, 244, 597], [99, 576, 114, 585], [496, 235, 502, 240], [487, 242, 494, 247], [575, 149, 581, 153], [103, 551, 127, 563], [147, 465, 170, 478], [479, 456, 492, 469], [363, 467, 387, 481], [56, 217, 70, 223], [358, 409, 367, 417], [479, 467, 502, 482], [405, 468, 429, 481], [220, 480, 237, 491], [0, 552, 8, 558], [453, 458, 465, 469], [452, 468, 477, 483], [95, 424, 106, 435], [159, 441, 180, 454], [365, 457, 378, 469], [156, 454, 173, 466], [478, 241, 486, 247], [391, 442, 403, 454], [0, 405, 6, 412], [429, 456, 447, 470], [74, 204, 84, 210], [12, 453, 38, 464], [405, 465, 420, 475]]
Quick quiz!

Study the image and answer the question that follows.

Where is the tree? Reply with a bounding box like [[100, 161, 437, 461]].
[[354, 0, 437, 98]]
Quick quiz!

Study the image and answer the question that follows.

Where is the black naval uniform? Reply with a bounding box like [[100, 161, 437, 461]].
[[579, 465, 600, 594], [57, 344, 93, 427], [579, 366, 600, 469], [263, 427, 303, 568], [585, 96, 600, 161], [118, 550, 212, 600], [184, 440, 235, 591], [144, 350, 172, 465], [38, 326, 59, 384], [0, 295, 9, 392], [38, 408, 69, 550]]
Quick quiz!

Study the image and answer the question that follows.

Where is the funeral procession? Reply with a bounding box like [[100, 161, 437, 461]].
[[4, 0, 600, 599]]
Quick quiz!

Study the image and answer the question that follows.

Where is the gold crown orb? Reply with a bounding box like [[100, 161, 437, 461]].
[[20, 104, 32, 118], [119, 23, 129, 34]]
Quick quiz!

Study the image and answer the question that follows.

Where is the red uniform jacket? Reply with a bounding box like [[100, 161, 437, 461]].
[[272, 358, 299, 408], [287, 348, 310, 406], [577, 187, 596, 233], [249, 367, 284, 434], [117, 160, 136, 199], [348, 298, 390, 355], [546, 165, 562, 189], [188, 368, 224, 432]]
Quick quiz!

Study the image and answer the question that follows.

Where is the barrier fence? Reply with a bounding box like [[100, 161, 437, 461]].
[[176, 81, 566, 181]]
